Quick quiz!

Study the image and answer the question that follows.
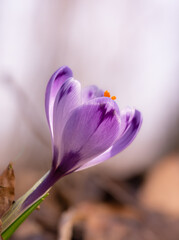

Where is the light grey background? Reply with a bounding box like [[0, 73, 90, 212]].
[[0, 0, 178, 178]]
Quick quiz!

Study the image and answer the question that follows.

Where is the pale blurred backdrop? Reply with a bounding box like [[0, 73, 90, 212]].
[[0, 0, 179, 178]]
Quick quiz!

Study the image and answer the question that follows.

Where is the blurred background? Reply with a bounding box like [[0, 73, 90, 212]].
[[0, 1, 179, 240]]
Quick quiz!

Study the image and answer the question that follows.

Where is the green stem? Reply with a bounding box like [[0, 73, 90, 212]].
[[1, 171, 50, 236], [1, 193, 49, 240]]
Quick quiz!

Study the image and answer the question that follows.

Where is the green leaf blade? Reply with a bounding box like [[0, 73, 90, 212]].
[[1, 193, 48, 240]]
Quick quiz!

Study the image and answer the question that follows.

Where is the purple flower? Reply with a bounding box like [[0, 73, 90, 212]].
[[23, 66, 142, 208]]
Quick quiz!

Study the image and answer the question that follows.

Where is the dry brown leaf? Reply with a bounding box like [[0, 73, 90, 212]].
[[0, 163, 15, 218], [0, 219, 2, 235]]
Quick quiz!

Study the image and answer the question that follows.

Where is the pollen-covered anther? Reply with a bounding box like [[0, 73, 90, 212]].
[[111, 96, 116, 100], [104, 90, 110, 98], [104, 90, 116, 100]]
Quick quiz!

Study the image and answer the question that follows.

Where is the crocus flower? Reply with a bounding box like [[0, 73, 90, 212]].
[[23, 66, 142, 208]]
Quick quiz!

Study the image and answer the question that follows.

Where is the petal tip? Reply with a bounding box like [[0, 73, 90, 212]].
[[54, 66, 73, 80]]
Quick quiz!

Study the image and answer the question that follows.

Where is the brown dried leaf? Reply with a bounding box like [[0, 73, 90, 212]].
[[0, 163, 15, 218], [0, 219, 2, 235]]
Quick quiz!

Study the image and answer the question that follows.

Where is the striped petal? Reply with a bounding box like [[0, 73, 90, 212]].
[[52, 78, 81, 168], [82, 85, 104, 103], [77, 108, 142, 171], [58, 97, 120, 174], [45, 66, 73, 135]]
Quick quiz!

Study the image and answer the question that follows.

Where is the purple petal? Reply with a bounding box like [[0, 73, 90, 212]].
[[82, 85, 104, 103], [45, 66, 73, 134], [77, 108, 142, 171], [52, 78, 81, 166], [58, 97, 120, 173]]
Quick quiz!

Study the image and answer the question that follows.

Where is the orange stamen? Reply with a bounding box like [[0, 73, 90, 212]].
[[104, 90, 110, 98], [111, 96, 116, 100], [104, 90, 116, 100]]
